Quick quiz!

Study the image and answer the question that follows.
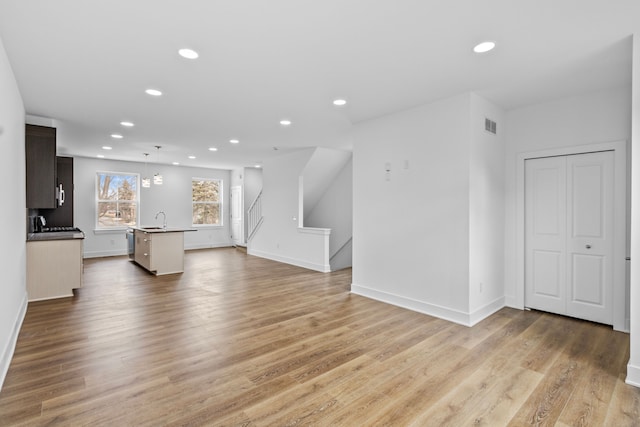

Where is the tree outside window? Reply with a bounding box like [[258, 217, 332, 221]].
[[96, 172, 138, 228], [192, 178, 221, 226]]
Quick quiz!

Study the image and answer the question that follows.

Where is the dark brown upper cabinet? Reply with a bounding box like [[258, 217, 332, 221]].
[[25, 124, 57, 208], [40, 156, 74, 227]]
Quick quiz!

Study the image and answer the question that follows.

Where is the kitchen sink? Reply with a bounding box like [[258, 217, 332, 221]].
[[140, 226, 164, 230]]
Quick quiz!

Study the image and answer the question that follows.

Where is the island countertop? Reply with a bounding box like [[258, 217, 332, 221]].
[[131, 227, 197, 233]]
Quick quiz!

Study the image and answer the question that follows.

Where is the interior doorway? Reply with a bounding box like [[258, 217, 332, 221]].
[[231, 185, 244, 246], [515, 140, 627, 331], [525, 151, 614, 324]]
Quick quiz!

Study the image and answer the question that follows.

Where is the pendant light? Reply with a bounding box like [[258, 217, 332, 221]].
[[153, 145, 163, 185], [142, 153, 151, 188]]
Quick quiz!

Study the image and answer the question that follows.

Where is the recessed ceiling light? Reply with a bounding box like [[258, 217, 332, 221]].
[[172, 162, 180, 165], [102, 146, 112, 150], [120, 121, 134, 127], [255, 164, 262, 168], [97, 154, 105, 158], [473, 41, 496, 53], [188, 155, 196, 159], [178, 48, 199, 59], [229, 139, 239, 144], [111, 134, 123, 139], [280, 119, 292, 126], [145, 89, 162, 96], [333, 99, 347, 106], [208, 147, 218, 152]]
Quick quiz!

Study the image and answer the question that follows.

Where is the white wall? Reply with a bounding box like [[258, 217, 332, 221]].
[[74, 157, 233, 257], [503, 86, 632, 315], [0, 36, 27, 390], [230, 168, 243, 188], [468, 94, 506, 320], [305, 156, 353, 269], [628, 34, 640, 387], [302, 147, 352, 221], [249, 148, 331, 272], [351, 93, 473, 324]]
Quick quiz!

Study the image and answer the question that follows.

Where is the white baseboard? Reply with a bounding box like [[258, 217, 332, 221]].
[[504, 295, 521, 309], [626, 363, 640, 388], [1, 291, 28, 391], [469, 297, 506, 326], [28, 293, 74, 302], [84, 243, 234, 259], [351, 284, 467, 327], [351, 283, 505, 327], [248, 248, 331, 273], [84, 249, 128, 258], [185, 242, 233, 250]]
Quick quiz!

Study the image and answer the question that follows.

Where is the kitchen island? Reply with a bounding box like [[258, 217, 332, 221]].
[[132, 227, 195, 275]]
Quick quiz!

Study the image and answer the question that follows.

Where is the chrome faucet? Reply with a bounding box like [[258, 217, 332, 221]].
[[155, 211, 167, 229]]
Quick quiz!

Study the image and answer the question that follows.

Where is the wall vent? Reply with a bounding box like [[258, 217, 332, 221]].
[[485, 118, 497, 134]]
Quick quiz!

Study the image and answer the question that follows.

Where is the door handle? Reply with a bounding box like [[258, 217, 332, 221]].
[[586, 244, 592, 249]]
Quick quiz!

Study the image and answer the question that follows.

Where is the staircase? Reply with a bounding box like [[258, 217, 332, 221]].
[[303, 149, 353, 271], [247, 190, 263, 241], [329, 237, 352, 271], [246, 148, 352, 272]]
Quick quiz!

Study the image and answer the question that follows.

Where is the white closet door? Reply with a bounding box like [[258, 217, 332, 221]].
[[525, 156, 567, 315], [525, 151, 614, 325], [565, 151, 614, 324]]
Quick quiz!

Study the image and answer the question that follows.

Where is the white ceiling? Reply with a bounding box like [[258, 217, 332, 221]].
[[0, 0, 637, 170]]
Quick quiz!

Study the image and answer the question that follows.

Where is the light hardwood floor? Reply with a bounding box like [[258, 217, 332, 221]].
[[1, 248, 639, 426]]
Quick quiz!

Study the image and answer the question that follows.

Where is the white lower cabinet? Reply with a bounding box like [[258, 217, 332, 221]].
[[27, 238, 83, 301], [134, 230, 152, 270]]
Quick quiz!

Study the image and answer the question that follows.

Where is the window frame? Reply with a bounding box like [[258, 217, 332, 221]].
[[95, 171, 140, 230], [191, 177, 223, 227]]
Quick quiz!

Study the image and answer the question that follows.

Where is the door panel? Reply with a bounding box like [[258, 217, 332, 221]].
[[532, 250, 562, 297], [533, 166, 562, 236], [571, 254, 604, 304], [566, 151, 613, 323], [571, 163, 604, 238], [525, 157, 566, 314], [525, 151, 614, 325]]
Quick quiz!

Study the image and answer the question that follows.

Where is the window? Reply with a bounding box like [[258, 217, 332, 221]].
[[96, 172, 139, 228], [192, 178, 222, 226]]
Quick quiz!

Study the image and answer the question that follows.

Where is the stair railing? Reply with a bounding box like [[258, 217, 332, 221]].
[[247, 190, 263, 241]]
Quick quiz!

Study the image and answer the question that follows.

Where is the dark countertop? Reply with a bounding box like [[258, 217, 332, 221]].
[[131, 227, 197, 233], [27, 230, 85, 241]]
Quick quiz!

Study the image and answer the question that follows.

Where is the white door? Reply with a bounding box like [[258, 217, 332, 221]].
[[230, 185, 244, 246], [525, 151, 614, 325], [525, 156, 567, 316]]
